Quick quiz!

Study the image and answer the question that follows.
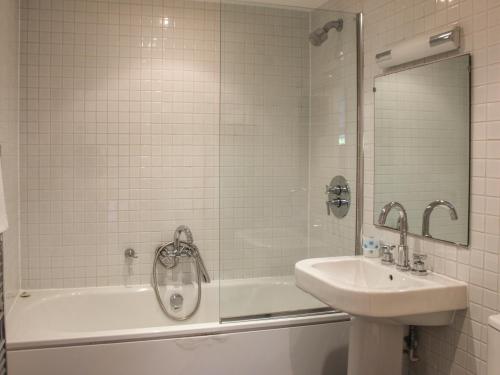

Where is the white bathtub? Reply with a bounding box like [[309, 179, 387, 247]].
[[7, 277, 350, 375]]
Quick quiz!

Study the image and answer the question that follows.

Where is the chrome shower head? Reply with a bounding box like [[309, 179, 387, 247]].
[[309, 18, 343, 46]]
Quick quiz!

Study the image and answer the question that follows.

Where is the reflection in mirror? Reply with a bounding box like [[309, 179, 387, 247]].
[[373, 54, 470, 246]]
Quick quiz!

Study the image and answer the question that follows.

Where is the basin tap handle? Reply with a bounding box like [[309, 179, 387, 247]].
[[411, 254, 428, 276], [413, 254, 427, 261], [381, 245, 396, 265]]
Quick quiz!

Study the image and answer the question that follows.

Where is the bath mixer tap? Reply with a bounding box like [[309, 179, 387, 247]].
[[153, 225, 210, 321], [378, 202, 410, 271], [422, 200, 458, 238], [173, 225, 194, 250], [157, 225, 210, 283]]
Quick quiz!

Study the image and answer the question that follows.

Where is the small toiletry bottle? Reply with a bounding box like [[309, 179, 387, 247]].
[[362, 236, 380, 258]]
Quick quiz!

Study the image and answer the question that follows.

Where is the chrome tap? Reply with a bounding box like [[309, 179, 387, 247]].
[[124, 248, 138, 259], [153, 225, 210, 321], [173, 225, 194, 250], [164, 225, 210, 283], [378, 202, 410, 271], [422, 200, 458, 238]]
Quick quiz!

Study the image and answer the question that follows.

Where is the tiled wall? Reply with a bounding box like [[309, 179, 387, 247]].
[[321, 0, 500, 374], [0, 0, 20, 312], [19, 0, 359, 288], [219, 3, 311, 279], [19, 0, 220, 288]]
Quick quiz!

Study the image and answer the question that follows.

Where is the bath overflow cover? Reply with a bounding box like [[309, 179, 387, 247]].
[[170, 293, 184, 311]]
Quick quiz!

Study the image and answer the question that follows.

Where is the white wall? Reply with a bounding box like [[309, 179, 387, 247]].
[[0, 0, 20, 311], [321, 0, 500, 374]]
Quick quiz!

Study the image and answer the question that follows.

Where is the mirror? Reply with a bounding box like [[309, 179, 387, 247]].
[[373, 54, 470, 246]]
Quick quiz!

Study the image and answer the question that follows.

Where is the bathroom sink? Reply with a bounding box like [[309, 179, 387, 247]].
[[295, 256, 467, 326]]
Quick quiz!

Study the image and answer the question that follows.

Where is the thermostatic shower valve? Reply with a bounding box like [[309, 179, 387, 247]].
[[325, 176, 351, 218]]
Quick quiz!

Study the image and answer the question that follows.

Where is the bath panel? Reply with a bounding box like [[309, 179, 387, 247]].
[[9, 321, 349, 375]]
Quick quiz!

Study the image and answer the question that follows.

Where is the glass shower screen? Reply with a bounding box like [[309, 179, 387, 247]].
[[219, 2, 359, 320]]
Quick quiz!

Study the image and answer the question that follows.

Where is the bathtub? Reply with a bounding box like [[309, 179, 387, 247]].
[[6, 277, 350, 375]]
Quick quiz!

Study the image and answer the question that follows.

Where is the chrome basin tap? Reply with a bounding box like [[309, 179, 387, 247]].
[[422, 200, 458, 238], [378, 202, 410, 271]]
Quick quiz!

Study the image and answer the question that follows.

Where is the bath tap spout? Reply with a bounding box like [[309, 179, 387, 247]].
[[174, 225, 194, 251]]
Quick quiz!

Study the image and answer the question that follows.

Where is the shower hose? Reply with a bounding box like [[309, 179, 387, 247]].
[[152, 242, 202, 321]]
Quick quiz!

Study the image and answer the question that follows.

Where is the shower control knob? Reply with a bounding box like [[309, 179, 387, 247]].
[[334, 185, 348, 195], [325, 185, 348, 195], [331, 198, 349, 208], [326, 199, 350, 215]]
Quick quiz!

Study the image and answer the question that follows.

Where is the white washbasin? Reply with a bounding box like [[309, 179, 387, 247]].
[[295, 256, 467, 326]]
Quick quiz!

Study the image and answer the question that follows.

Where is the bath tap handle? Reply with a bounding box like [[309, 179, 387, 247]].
[[124, 248, 138, 259]]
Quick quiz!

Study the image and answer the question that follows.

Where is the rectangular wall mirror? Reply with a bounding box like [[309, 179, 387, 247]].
[[373, 54, 471, 246]]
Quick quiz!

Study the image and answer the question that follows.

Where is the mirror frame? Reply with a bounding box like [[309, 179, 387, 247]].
[[372, 53, 472, 248]]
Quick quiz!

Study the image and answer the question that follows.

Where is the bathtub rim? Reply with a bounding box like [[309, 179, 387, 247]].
[[6, 283, 350, 351]]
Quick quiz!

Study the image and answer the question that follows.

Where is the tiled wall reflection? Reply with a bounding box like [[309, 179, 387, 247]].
[[374, 58, 470, 244]]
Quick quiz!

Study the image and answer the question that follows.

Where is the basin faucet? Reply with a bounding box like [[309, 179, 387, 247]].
[[378, 202, 410, 271], [422, 200, 458, 238]]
